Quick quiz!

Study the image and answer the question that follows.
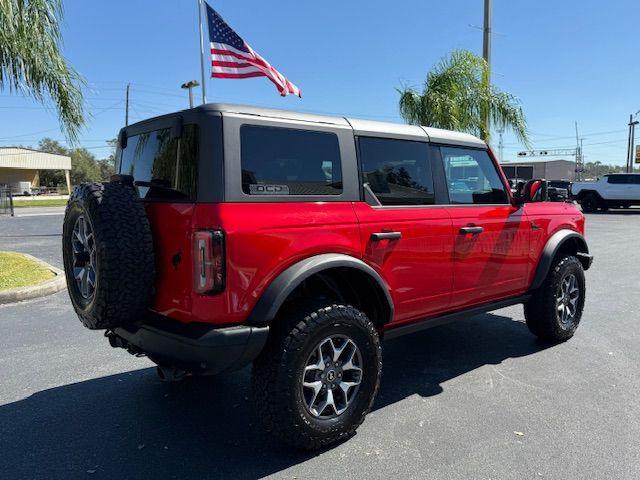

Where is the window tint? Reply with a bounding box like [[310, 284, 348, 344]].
[[120, 124, 199, 200], [629, 175, 640, 185], [240, 125, 342, 196], [607, 175, 629, 184], [440, 147, 508, 204], [358, 137, 435, 206]]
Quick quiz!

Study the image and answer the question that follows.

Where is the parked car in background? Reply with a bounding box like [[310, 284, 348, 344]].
[[507, 177, 526, 193], [9, 181, 33, 196], [547, 180, 571, 202], [571, 173, 640, 212]]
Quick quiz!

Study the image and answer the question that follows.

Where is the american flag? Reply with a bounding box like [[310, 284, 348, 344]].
[[206, 4, 301, 97]]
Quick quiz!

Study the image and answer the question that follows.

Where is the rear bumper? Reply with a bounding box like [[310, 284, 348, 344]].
[[112, 316, 269, 375]]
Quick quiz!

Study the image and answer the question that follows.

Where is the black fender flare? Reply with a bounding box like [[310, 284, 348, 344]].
[[245, 253, 394, 327], [531, 230, 592, 290]]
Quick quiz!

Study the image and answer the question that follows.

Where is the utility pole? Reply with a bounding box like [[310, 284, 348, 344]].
[[627, 112, 639, 173], [497, 128, 504, 162], [125, 83, 130, 126], [483, 0, 492, 80], [482, 0, 492, 141], [574, 121, 583, 181], [181, 80, 200, 108]]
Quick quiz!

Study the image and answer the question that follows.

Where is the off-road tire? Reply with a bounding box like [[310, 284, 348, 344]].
[[62, 181, 154, 329], [580, 193, 601, 213], [524, 255, 585, 342], [252, 302, 382, 450]]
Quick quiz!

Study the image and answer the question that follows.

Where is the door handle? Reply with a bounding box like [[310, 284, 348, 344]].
[[459, 226, 484, 235], [371, 231, 402, 241]]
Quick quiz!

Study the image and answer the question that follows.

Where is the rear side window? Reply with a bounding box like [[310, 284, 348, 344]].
[[240, 125, 342, 196], [358, 137, 435, 206], [440, 147, 508, 204], [119, 124, 199, 200], [606, 175, 629, 184], [630, 175, 640, 184]]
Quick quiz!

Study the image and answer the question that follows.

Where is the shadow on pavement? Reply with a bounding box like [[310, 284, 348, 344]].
[[0, 313, 551, 479]]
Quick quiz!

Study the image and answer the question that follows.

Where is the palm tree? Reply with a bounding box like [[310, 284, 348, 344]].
[[398, 50, 529, 147], [1, 0, 84, 141]]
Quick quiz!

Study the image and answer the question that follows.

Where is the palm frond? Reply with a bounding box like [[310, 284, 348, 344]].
[[0, 0, 85, 142], [397, 49, 530, 148]]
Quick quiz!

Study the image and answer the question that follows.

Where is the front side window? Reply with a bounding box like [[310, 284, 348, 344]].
[[358, 137, 435, 206], [240, 125, 342, 196], [119, 124, 199, 200], [440, 147, 508, 204]]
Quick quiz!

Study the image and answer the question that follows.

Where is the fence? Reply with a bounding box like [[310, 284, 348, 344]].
[[0, 187, 15, 216]]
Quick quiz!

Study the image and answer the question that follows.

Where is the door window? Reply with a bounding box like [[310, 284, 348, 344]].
[[440, 147, 508, 204], [358, 137, 435, 206]]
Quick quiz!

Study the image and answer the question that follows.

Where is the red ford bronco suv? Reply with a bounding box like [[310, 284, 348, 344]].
[[63, 103, 592, 450]]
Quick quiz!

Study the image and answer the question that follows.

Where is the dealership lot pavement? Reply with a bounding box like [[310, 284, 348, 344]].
[[1, 209, 639, 480]]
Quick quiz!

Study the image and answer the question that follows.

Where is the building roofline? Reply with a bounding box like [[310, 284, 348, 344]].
[[0, 146, 70, 159]]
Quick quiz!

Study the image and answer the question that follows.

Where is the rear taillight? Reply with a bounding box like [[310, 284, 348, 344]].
[[192, 230, 225, 294]]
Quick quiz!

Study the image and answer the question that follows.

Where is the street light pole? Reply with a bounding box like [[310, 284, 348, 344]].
[[181, 80, 200, 108]]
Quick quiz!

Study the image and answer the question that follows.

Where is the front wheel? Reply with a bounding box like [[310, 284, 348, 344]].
[[524, 255, 585, 342], [252, 302, 381, 450], [580, 193, 601, 213]]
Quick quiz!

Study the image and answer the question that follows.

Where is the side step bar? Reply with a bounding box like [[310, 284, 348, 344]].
[[383, 295, 531, 341]]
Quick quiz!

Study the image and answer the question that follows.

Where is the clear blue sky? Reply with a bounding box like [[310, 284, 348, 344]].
[[1, 0, 638, 165]]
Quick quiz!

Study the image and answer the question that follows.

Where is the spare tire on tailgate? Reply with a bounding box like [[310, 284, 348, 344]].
[[62, 177, 155, 329]]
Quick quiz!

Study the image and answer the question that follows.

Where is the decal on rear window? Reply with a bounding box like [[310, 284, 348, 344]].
[[249, 184, 290, 195]]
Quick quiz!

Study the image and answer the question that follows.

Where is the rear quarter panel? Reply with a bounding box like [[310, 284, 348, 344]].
[[187, 202, 362, 325]]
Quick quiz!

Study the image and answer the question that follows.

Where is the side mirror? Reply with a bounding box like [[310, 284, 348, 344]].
[[513, 179, 548, 205]]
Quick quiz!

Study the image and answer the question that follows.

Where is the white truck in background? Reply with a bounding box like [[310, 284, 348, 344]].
[[571, 173, 640, 212]]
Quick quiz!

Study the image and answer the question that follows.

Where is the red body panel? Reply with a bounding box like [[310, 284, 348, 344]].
[[148, 202, 362, 325], [145, 203, 196, 322], [446, 205, 531, 308], [522, 201, 585, 287], [352, 203, 454, 326], [145, 198, 585, 328]]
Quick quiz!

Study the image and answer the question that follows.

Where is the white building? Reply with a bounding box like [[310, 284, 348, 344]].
[[0, 147, 71, 193], [500, 159, 577, 182]]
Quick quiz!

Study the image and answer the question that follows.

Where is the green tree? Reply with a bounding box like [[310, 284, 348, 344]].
[[398, 50, 529, 146], [37, 137, 67, 186], [97, 138, 118, 181], [70, 148, 101, 185], [0, 0, 84, 141]]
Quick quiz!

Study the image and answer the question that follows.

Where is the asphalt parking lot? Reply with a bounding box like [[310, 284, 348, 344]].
[[1, 207, 639, 480]]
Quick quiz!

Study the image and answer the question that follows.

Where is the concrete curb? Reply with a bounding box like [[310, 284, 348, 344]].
[[0, 253, 66, 305]]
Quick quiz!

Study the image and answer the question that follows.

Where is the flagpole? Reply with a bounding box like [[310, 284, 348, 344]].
[[197, 0, 207, 104]]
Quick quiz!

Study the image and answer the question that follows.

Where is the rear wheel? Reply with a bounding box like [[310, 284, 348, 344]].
[[524, 255, 585, 342], [580, 193, 601, 213], [252, 302, 381, 450]]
